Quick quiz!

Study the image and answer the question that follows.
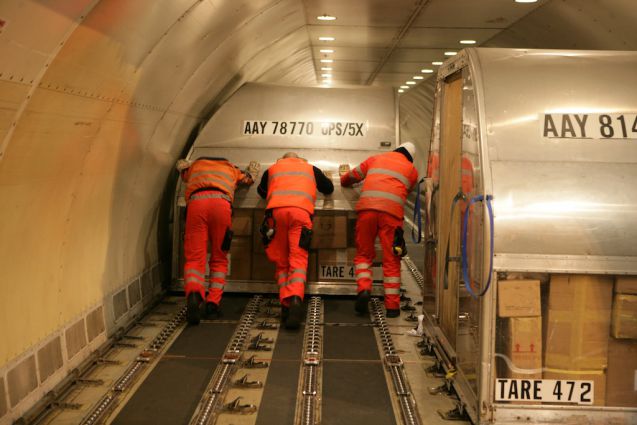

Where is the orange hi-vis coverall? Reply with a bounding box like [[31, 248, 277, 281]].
[[341, 151, 418, 310], [182, 158, 252, 305], [264, 158, 317, 305], [259, 157, 333, 306]]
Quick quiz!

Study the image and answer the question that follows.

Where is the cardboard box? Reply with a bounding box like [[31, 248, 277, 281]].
[[308, 251, 318, 282], [545, 274, 613, 370], [606, 338, 637, 407], [318, 247, 357, 263], [500, 317, 542, 379], [543, 370, 606, 406], [231, 209, 253, 236], [228, 236, 251, 280], [251, 252, 276, 281], [311, 214, 347, 249], [611, 294, 637, 339], [498, 280, 541, 317], [252, 209, 266, 254], [615, 276, 637, 295]]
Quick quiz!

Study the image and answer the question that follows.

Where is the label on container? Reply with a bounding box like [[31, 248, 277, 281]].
[[495, 379, 593, 405], [542, 113, 637, 139], [318, 263, 382, 281], [242, 120, 366, 137]]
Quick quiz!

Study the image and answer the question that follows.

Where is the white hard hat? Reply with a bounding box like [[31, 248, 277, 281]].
[[399, 141, 416, 159]]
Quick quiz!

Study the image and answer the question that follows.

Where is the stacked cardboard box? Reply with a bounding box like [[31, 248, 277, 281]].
[[611, 277, 637, 339], [497, 280, 542, 380], [231, 209, 253, 236], [252, 209, 266, 254], [606, 338, 637, 406], [251, 252, 275, 281], [311, 214, 347, 249], [544, 274, 613, 406], [606, 276, 637, 407], [612, 294, 637, 339], [227, 236, 252, 280]]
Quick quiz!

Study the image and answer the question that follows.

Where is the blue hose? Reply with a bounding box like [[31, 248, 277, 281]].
[[411, 179, 423, 243], [461, 194, 494, 299]]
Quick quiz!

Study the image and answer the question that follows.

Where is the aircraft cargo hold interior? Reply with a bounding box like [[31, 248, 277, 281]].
[[1, 1, 637, 424]]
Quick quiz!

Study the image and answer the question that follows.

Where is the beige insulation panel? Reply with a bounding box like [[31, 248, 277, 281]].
[[0, 0, 314, 369]]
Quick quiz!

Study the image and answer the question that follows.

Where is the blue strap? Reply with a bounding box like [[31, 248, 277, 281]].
[[461, 194, 494, 299], [411, 179, 423, 243]]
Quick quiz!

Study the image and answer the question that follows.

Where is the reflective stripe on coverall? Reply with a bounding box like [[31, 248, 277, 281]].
[[183, 194, 231, 304], [266, 157, 317, 214], [265, 207, 313, 305], [354, 210, 403, 310], [264, 157, 317, 305], [343, 151, 418, 309], [183, 159, 245, 202]]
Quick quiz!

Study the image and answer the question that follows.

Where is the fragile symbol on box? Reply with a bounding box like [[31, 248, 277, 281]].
[[495, 379, 594, 405]]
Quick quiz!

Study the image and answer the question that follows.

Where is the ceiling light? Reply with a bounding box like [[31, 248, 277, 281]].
[[321, 67, 332, 71], [319, 36, 335, 41], [321, 74, 332, 78], [398, 89, 404, 93], [320, 49, 334, 53], [413, 75, 424, 80], [421, 69, 434, 73], [460, 40, 476, 44], [320, 59, 333, 63], [432, 61, 443, 66], [406, 81, 416, 85], [317, 15, 337, 21], [400, 85, 409, 89], [515, 0, 537, 3], [445, 51, 457, 56]]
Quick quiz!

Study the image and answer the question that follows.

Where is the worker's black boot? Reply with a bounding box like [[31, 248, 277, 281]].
[[285, 296, 303, 329], [280, 306, 289, 324], [187, 292, 203, 325], [355, 290, 371, 314], [386, 308, 400, 318], [205, 301, 219, 319]]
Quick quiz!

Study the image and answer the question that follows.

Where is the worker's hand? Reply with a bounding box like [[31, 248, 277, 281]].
[[246, 161, 261, 180], [176, 159, 192, 172], [338, 164, 350, 176]]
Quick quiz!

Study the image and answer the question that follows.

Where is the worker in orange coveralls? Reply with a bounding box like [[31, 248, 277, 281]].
[[257, 152, 334, 329], [177, 157, 260, 325], [340, 142, 418, 317]]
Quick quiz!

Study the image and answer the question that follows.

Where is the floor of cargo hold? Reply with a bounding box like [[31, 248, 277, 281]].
[[40, 266, 468, 425]]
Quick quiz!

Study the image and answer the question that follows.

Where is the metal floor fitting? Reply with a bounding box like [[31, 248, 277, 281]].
[[32, 269, 468, 425]]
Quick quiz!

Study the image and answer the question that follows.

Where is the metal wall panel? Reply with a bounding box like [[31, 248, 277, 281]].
[[140, 272, 153, 300], [7, 355, 37, 407], [85, 306, 105, 343], [112, 290, 128, 321], [0, 376, 7, 417], [64, 319, 87, 360], [36, 337, 63, 383], [127, 279, 141, 307]]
